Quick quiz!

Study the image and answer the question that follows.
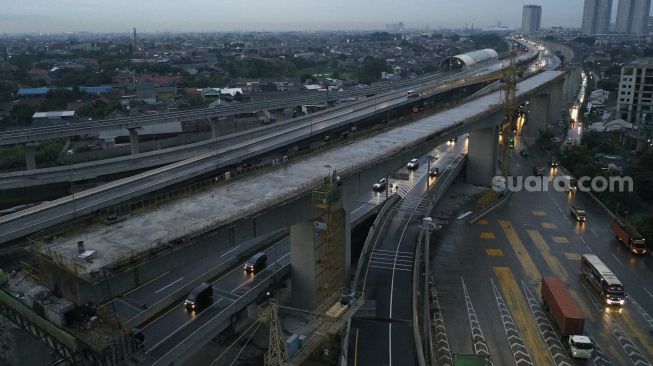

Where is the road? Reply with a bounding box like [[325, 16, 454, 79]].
[[139, 238, 290, 351], [0, 56, 554, 247], [429, 138, 653, 365], [351, 137, 468, 366], [0, 48, 541, 190]]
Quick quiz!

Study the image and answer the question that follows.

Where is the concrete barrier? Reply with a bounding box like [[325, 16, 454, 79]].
[[412, 230, 427, 366]]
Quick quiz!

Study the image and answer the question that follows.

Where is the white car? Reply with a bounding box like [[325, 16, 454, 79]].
[[372, 178, 387, 191], [407, 159, 419, 170]]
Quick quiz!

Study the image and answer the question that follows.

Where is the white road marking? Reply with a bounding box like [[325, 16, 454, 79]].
[[590, 228, 598, 237], [457, 211, 472, 220], [584, 245, 592, 252], [644, 287, 653, 300], [155, 277, 184, 294], [611, 253, 623, 266], [579, 236, 586, 244], [370, 265, 412, 272], [220, 245, 241, 258]]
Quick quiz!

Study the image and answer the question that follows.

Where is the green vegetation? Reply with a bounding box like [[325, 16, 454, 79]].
[[560, 132, 653, 243], [0, 140, 65, 171], [357, 57, 391, 84]]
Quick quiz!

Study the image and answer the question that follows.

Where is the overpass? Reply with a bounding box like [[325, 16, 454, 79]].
[[0, 63, 570, 365], [19, 69, 565, 303], [0, 50, 549, 244], [0, 50, 537, 189]]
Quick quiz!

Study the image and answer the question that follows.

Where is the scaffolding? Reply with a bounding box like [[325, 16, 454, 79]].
[[311, 171, 344, 307]]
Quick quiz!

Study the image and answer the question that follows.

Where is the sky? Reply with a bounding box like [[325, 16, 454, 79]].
[[0, 0, 631, 34]]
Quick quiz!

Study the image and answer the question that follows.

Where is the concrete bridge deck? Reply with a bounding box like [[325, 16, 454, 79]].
[[30, 71, 564, 280]]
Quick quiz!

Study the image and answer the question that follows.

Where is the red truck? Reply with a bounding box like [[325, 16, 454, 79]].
[[541, 277, 594, 358], [611, 219, 647, 255]]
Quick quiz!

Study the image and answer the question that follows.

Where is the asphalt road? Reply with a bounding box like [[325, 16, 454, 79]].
[[351, 138, 467, 366], [430, 138, 653, 366], [140, 239, 290, 350]]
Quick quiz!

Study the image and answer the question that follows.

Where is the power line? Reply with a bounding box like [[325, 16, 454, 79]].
[[209, 320, 261, 366], [229, 321, 262, 366]]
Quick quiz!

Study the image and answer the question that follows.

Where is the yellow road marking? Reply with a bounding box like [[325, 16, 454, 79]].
[[541, 222, 557, 229], [564, 252, 581, 261], [494, 267, 553, 365], [480, 232, 496, 240], [486, 248, 504, 256], [476, 219, 489, 225], [531, 210, 546, 216], [499, 220, 541, 284], [552, 236, 569, 244], [526, 230, 569, 283]]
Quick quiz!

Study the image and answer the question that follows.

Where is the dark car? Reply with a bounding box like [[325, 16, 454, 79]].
[[533, 165, 545, 176], [519, 148, 528, 157], [429, 167, 440, 177], [244, 252, 267, 273], [185, 283, 213, 311], [550, 159, 559, 167]]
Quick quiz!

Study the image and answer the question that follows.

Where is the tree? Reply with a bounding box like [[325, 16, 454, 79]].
[[597, 79, 618, 91], [357, 57, 391, 84], [8, 104, 35, 126]]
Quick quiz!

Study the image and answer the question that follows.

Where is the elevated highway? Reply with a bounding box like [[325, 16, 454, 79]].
[[14, 69, 565, 289], [0, 52, 549, 245], [0, 51, 537, 190]]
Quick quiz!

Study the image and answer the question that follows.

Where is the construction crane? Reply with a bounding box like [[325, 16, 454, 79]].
[[500, 45, 519, 179]]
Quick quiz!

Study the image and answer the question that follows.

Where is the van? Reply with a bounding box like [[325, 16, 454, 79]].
[[185, 283, 213, 311], [244, 252, 267, 273]]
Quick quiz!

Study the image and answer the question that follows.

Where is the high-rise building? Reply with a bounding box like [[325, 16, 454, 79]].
[[617, 59, 653, 142], [582, 0, 613, 34], [616, 0, 651, 34], [522, 5, 542, 35]]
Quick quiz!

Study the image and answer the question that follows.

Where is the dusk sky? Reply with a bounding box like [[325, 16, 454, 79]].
[[0, 0, 638, 33]]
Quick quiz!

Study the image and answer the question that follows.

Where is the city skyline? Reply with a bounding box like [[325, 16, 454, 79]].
[[0, 0, 640, 34]]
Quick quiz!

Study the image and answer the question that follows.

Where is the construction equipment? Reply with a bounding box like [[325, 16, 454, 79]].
[[311, 171, 345, 307], [259, 288, 364, 366]]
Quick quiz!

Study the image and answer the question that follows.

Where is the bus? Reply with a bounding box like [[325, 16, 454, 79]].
[[580, 254, 625, 306]]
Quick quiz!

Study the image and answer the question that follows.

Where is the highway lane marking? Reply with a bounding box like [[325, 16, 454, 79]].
[[517, 278, 572, 366], [457, 211, 472, 220], [610, 253, 624, 266], [499, 220, 541, 285], [579, 236, 586, 244], [460, 277, 492, 361], [229, 253, 290, 294], [480, 232, 496, 239], [590, 228, 599, 237], [123, 271, 170, 296], [490, 279, 535, 366], [526, 230, 569, 283], [145, 298, 226, 352], [374, 249, 413, 255], [388, 209, 416, 366], [644, 287, 653, 300], [485, 248, 503, 256], [154, 277, 185, 294], [220, 245, 241, 258], [370, 265, 412, 272]]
